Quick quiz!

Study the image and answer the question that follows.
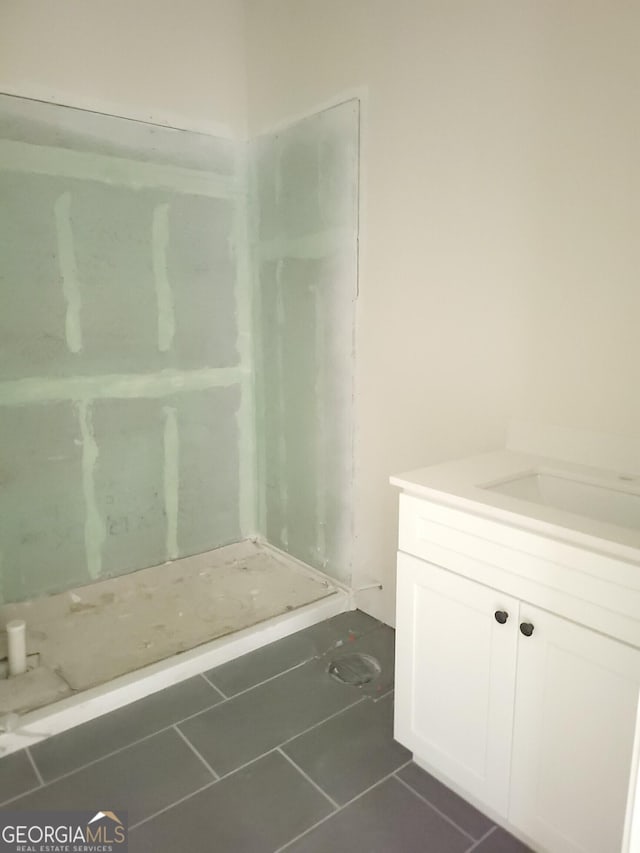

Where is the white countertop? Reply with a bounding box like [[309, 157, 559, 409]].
[[391, 450, 640, 565]]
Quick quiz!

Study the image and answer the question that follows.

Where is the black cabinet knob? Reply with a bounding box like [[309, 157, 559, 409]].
[[494, 610, 509, 624], [520, 622, 534, 637]]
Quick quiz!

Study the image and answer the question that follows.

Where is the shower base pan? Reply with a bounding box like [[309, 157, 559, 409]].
[[0, 540, 350, 756]]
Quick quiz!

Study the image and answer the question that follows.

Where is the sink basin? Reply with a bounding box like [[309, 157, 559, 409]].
[[484, 472, 640, 530]]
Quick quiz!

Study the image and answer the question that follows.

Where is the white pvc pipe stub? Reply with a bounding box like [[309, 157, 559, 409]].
[[6, 620, 27, 677]]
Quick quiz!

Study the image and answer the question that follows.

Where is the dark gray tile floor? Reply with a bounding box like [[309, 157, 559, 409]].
[[0, 610, 532, 852]]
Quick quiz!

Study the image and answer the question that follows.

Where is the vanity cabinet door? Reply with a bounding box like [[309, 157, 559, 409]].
[[509, 605, 640, 853], [395, 551, 519, 816]]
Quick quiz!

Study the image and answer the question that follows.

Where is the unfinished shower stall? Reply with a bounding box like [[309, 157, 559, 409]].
[[0, 94, 359, 731]]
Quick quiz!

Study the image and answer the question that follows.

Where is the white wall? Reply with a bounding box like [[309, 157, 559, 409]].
[[0, 0, 247, 136], [245, 0, 639, 624], [509, 3, 639, 441]]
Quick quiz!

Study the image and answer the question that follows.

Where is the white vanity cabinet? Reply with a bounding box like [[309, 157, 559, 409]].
[[395, 553, 518, 816], [393, 483, 640, 853], [509, 603, 640, 853]]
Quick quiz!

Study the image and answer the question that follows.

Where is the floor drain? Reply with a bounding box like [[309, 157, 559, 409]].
[[328, 653, 381, 686]]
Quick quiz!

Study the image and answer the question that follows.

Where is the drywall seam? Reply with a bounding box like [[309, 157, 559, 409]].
[[152, 202, 175, 352], [53, 191, 83, 354], [233, 147, 256, 538], [247, 149, 267, 538], [0, 139, 243, 199], [0, 367, 245, 405], [76, 400, 106, 579], [256, 229, 351, 261], [274, 142, 283, 207], [275, 258, 288, 548], [163, 406, 179, 560]]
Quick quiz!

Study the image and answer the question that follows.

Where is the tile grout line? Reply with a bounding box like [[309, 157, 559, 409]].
[[0, 783, 42, 807], [1, 691, 367, 809], [179, 694, 369, 787], [465, 824, 497, 852], [1, 622, 388, 808], [200, 620, 387, 703], [190, 695, 367, 787], [173, 725, 219, 780], [129, 779, 219, 832], [207, 657, 317, 701], [0, 698, 224, 805], [128, 694, 378, 839], [276, 748, 340, 810], [128, 698, 389, 842], [25, 747, 45, 787], [6, 671, 407, 844], [393, 773, 475, 843], [341, 759, 412, 806], [128, 747, 288, 833], [0, 619, 380, 782], [274, 760, 414, 853], [199, 671, 228, 700], [182, 694, 369, 789], [271, 803, 349, 851], [372, 687, 394, 703], [278, 696, 366, 750]]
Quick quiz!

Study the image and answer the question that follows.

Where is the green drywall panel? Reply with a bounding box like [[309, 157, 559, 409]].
[[315, 102, 360, 234], [252, 100, 359, 584], [255, 99, 358, 243], [0, 93, 357, 604], [305, 249, 355, 575], [0, 173, 239, 377], [71, 186, 239, 374], [168, 195, 238, 368], [259, 255, 355, 578], [170, 386, 242, 556], [70, 182, 161, 373], [274, 260, 319, 564], [0, 402, 88, 601], [257, 260, 286, 546], [0, 173, 74, 379], [0, 95, 247, 604], [92, 398, 167, 578]]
